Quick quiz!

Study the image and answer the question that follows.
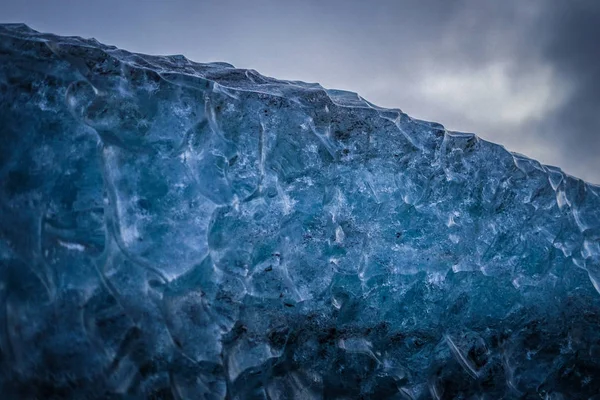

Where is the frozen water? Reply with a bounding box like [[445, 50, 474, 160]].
[[1, 23, 600, 399]]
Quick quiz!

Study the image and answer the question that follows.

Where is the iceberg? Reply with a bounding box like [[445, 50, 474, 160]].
[[1, 23, 600, 398]]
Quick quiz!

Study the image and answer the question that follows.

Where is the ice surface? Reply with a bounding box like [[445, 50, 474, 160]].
[[1, 23, 600, 399]]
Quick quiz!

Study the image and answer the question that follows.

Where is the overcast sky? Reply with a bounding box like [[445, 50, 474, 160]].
[[2, 0, 599, 183]]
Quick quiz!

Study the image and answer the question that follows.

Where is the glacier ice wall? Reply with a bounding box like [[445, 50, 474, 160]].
[[1, 23, 600, 399]]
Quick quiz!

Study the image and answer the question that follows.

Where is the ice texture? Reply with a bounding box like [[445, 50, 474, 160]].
[[1, 23, 600, 399]]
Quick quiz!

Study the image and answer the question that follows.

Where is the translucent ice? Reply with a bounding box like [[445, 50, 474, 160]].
[[1, 24, 600, 399]]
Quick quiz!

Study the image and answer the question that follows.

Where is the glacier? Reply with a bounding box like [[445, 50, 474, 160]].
[[1, 23, 600, 399]]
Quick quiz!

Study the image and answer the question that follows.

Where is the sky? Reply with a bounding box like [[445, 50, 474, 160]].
[[2, 0, 600, 183]]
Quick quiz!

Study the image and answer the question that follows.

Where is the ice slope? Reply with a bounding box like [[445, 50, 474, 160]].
[[1, 24, 600, 399]]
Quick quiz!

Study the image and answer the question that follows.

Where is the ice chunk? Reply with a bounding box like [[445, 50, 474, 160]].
[[2, 24, 600, 398]]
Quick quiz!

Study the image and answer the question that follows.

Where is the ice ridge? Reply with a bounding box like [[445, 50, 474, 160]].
[[1, 24, 600, 399]]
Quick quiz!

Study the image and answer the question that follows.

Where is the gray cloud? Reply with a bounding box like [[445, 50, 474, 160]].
[[1, 0, 599, 182], [534, 1, 600, 183]]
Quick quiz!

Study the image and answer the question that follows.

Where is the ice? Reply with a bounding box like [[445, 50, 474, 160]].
[[1, 23, 600, 398]]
